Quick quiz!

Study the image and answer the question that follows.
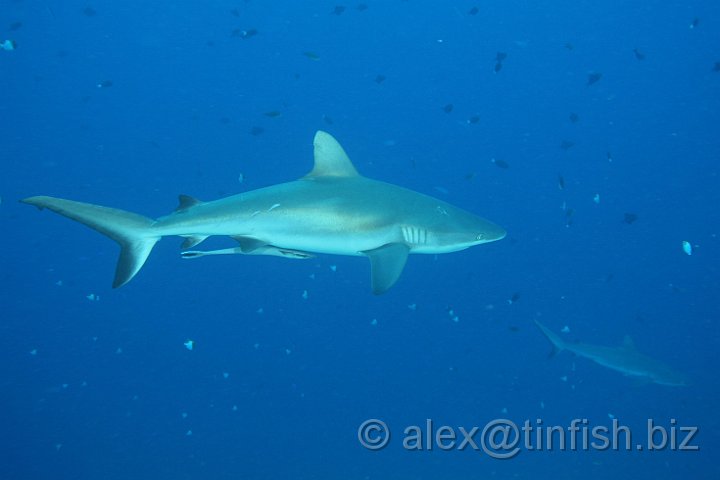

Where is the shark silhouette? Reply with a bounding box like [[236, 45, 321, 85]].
[[535, 321, 688, 386], [23, 131, 506, 293]]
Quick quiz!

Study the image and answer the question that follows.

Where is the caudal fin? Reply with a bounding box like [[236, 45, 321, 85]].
[[22, 196, 160, 288], [534, 320, 567, 357]]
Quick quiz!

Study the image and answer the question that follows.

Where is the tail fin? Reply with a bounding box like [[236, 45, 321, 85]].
[[22, 196, 160, 288], [534, 320, 566, 357]]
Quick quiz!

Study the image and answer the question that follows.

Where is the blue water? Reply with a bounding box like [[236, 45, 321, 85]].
[[2, 1, 718, 478]]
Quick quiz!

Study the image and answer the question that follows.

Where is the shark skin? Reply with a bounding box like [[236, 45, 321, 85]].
[[22, 131, 506, 294], [535, 321, 688, 387]]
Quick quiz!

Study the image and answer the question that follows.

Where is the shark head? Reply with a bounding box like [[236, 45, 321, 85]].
[[399, 200, 506, 254], [649, 368, 691, 387]]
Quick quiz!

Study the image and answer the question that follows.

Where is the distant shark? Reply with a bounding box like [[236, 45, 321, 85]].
[[23, 131, 506, 293], [535, 320, 688, 386]]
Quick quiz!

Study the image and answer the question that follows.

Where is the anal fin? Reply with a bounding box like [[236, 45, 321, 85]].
[[181, 235, 209, 249]]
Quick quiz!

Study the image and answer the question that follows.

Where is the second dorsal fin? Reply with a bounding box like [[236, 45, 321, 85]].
[[176, 194, 203, 212]]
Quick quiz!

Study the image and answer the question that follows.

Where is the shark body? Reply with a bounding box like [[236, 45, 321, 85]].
[[535, 320, 688, 386], [23, 131, 506, 293]]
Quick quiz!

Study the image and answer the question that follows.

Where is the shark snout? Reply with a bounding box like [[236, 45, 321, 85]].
[[476, 221, 506, 243]]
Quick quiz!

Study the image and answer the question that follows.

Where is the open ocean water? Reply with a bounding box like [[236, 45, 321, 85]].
[[1, 1, 719, 479]]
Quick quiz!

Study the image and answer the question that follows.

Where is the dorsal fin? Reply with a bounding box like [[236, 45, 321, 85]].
[[305, 131, 359, 178], [176, 194, 203, 212], [622, 335, 636, 350]]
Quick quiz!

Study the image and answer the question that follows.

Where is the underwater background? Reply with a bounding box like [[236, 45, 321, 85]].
[[1, 1, 718, 478]]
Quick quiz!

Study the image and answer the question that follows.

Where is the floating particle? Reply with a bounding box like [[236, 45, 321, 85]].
[[682, 241, 692, 256], [83, 6, 97, 17], [560, 325, 570, 333], [442, 103, 454, 113], [540, 401, 545, 409], [29, 349, 38, 355], [285, 349, 292, 355], [501, 407, 508, 414], [55, 280, 63, 286], [433, 186, 449, 194], [232, 405, 238, 411], [560, 140, 574, 150], [256, 308, 264, 314], [468, 6, 479, 15], [690, 17, 699, 29], [238, 29, 258, 39], [238, 172, 244, 184], [0, 39, 16, 51], [593, 193, 600, 204], [332, 5, 346, 15], [467, 114, 480, 124], [223, 372, 229, 379], [181, 412, 188, 419], [560, 375, 568, 382], [633, 48, 645, 60], [329, 265, 337, 272], [370, 318, 378, 326], [491, 158, 509, 169], [301, 290, 308, 300], [569, 112, 579, 123], [97, 80, 113, 88], [557, 174, 565, 190], [407, 303, 417, 311], [564, 42, 574, 50], [374, 74, 386, 84], [186, 430, 192, 436], [264, 110, 282, 118], [303, 51, 320, 61], [606, 151, 613, 162], [183, 339, 194, 351], [587, 72, 602, 86], [608, 413, 615, 419], [494, 52, 507, 73], [249, 126, 264, 136], [623, 213, 638, 224], [86, 293, 100, 301], [507, 292, 520, 305]]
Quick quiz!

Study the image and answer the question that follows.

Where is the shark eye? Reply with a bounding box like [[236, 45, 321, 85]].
[[476, 233, 485, 241]]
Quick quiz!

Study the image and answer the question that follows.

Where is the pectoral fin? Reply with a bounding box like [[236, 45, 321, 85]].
[[362, 243, 410, 294]]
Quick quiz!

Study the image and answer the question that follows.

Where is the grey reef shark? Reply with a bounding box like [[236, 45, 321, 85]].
[[23, 131, 506, 294], [535, 321, 688, 387]]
